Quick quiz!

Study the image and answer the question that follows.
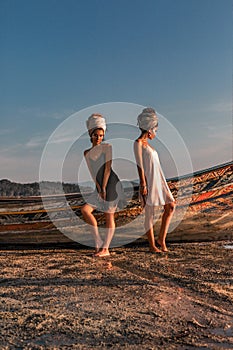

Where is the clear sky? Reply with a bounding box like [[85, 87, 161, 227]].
[[0, 0, 232, 183]]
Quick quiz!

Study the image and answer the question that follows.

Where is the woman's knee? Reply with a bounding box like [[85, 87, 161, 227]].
[[165, 202, 176, 215], [81, 204, 92, 215], [105, 212, 115, 226]]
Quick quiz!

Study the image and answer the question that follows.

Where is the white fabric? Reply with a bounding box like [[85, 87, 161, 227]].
[[86, 114, 106, 134], [137, 108, 158, 131], [142, 145, 174, 206]]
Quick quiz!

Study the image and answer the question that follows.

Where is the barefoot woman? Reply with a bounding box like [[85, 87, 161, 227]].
[[81, 114, 123, 257], [134, 108, 176, 252]]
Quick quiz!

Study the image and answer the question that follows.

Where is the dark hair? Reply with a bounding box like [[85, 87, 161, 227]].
[[90, 127, 105, 137], [139, 128, 148, 134]]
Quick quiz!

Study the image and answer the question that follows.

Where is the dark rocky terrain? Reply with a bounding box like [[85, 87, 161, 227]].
[[0, 241, 232, 349]]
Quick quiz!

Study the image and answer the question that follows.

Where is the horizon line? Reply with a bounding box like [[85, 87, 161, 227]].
[[0, 160, 232, 185]]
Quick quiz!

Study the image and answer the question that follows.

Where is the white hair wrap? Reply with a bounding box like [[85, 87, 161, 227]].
[[86, 114, 106, 135], [137, 108, 158, 131]]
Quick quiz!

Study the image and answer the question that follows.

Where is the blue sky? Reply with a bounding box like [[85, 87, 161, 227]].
[[0, 0, 232, 183]]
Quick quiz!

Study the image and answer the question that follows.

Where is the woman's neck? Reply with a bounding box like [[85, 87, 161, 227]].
[[138, 134, 149, 145], [91, 143, 101, 148]]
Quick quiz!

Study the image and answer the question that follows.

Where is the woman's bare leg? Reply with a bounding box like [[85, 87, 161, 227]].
[[95, 208, 116, 257], [157, 202, 176, 252], [81, 204, 103, 252], [145, 205, 161, 253]]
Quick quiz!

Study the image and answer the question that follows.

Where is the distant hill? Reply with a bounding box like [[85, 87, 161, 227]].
[[0, 179, 82, 197], [0, 178, 139, 198]]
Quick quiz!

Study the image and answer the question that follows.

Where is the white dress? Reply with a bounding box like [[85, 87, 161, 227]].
[[142, 145, 174, 206]]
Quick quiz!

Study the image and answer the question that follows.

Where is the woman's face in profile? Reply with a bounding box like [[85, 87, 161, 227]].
[[91, 128, 105, 146]]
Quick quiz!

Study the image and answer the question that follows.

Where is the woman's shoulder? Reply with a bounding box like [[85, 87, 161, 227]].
[[101, 142, 112, 150], [84, 148, 91, 156], [134, 138, 142, 144], [134, 139, 144, 148]]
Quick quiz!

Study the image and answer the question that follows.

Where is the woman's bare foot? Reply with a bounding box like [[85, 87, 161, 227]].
[[156, 239, 168, 252], [94, 248, 110, 257], [94, 237, 103, 254], [149, 246, 161, 253]]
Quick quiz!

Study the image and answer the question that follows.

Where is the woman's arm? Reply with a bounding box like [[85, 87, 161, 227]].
[[133, 141, 147, 196], [84, 150, 102, 193], [100, 144, 112, 199]]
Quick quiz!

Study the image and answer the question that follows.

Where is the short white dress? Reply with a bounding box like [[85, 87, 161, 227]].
[[141, 145, 174, 206]]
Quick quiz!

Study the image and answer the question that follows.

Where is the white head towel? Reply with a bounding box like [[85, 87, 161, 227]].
[[86, 114, 107, 135], [137, 107, 158, 131]]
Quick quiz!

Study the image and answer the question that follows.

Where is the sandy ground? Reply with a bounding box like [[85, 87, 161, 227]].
[[0, 240, 233, 350]]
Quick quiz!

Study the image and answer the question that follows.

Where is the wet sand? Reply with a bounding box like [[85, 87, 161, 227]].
[[0, 240, 233, 349]]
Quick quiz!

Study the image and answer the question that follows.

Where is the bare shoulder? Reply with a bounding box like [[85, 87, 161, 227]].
[[102, 143, 112, 151], [135, 138, 143, 144], [134, 139, 143, 148], [102, 142, 111, 148], [84, 148, 91, 157]]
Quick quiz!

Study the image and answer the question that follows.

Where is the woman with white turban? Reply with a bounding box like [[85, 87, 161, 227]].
[[81, 113, 124, 257], [134, 108, 175, 252]]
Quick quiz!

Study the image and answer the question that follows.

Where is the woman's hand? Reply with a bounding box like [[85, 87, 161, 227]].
[[140, 185, 147, 208], [99, 189, 106, 201], [140, 185, 148, 196]]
